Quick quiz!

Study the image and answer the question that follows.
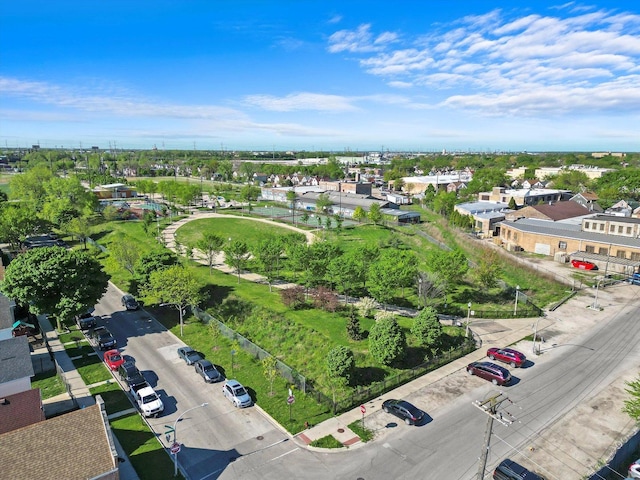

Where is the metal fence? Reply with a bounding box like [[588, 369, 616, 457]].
[[192, 306, 307, 393], [329, 342, 476, 414]]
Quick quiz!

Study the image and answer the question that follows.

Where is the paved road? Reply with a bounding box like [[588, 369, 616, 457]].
[[94, 283, 291, 480], [94, 280, 640, 480]]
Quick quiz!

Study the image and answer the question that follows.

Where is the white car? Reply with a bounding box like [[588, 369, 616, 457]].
[[222, 379, 252, 408], [629, 458, 640, 479]]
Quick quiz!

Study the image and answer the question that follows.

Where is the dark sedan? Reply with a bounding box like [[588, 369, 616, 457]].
[[467, 361, 511, 386], [177, 346, 203, 365], [194, 359, 222, 383], [382, 399, 424, 425]]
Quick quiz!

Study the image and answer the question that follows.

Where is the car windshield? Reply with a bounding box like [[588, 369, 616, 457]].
[[99, 332, 112, 339], [233, 386, 247, 396], [142, 394, 157, 403], [203, 364, 214, 371], [110, 354, 122, 361]]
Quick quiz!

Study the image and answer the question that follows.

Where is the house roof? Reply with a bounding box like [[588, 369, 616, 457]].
[[527, 201, 591, 221], [0, 403, 117, 480], [0, 335, 34, 383], [0, 388, 45, 434], [0, 292, 13, 331]]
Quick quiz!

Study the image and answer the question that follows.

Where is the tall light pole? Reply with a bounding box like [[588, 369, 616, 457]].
[[465, 302, 472, 338], [171, 402, 208, 477], [514, 285, 520, 316], [591, 278, 601, 310]]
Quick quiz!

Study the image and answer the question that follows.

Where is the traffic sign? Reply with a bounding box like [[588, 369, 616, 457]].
[[360, 405, 366, 414], [170, 442, 181, 454], [287, 395, 295, 404]]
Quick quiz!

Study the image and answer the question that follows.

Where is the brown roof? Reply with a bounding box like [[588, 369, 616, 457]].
[[0, 403, 117, 479], [581, 191, 599, 200], [531, 201, 591, 221], [0, 388, 45, 434]]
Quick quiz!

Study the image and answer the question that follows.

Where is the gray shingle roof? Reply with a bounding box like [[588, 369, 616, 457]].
[[0, 336, 34, 383], [0, 293, 13, 331]]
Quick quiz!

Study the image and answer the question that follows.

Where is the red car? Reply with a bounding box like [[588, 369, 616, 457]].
[[467, 361, 511, 386], [104, 349, 125, 371], [487, 347, 526, 368]]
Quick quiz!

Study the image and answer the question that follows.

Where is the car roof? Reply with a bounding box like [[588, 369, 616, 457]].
[[197, 359, 213, 367], [226, 379, 242, 387]]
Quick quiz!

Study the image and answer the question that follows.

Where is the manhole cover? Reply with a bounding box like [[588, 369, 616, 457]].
[[337, 428, 345, 433], [256, 436, 264, 440], [357, 477, 365, 480]]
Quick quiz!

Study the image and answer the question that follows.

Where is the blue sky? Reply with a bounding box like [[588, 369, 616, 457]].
[[1, 1, 639, 152]]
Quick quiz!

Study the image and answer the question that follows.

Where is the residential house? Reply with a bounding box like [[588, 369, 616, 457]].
[[0, 335, 34, 397], [505, 201, 592, 222], [570, 192, 602, 213], [479, 187, 571, 207], [0, 389, 45, 434], [0, 399, 120, 480]]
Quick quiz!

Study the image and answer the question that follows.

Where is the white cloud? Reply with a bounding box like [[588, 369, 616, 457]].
[[327, 7, 640, 117], [243, 92, 358, 112]]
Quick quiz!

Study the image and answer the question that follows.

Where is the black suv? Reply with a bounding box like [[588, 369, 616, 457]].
[[117, 361, 148, 391], [494, 459, 545, 480], [76, 312, 98, 330], [91, 326, 117, 350], [121, 294, 139, 311]]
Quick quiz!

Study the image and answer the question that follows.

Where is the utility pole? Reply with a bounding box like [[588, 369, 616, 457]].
[[473, 392, 516, 480]]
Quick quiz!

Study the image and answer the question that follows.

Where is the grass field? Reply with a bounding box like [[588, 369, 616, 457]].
[[90, 382, 133, 415], [32, 370, 66, 399]]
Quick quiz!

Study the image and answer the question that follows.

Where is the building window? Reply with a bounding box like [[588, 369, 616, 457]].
[[610, 225, 615, 232], [617, 250, 626, 259], [599, 224, 605, 231], [584, 221, 590, 229], [559, 241, 567, 250], [513, 233, 518, 241], [585, 245, 595, 253], [618, 225, 624, 234], [632, 252, 640, 261], [627, 227, 632, 235], [598, 247, 608, 255]]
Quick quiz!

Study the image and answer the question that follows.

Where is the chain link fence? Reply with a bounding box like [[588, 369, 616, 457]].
[[192, 306, 307, 393]]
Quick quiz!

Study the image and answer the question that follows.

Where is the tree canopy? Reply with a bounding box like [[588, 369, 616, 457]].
[[369, 316, 406, 366], [1, 246, 109, 330]]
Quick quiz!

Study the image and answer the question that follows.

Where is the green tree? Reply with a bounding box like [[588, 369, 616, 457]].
[[109, 237, 141, 275], [196, 232, 224, 275], [0, 205, 44, 250], [66, 216, 91, 250], [262, 355, 279, 396], [134, 251, 178, 290], [508, 197, 517, 210], [473, 249, 503, 288], [465, 167, 508, 195], [143, 265, 205, 337], [0, 246, 109, 331], [369, 316, 406, 366], [225, 240, 250, 283], [286, 189, 297, 224], [300, 211, 310, 224], [624, 376, 640, 423], [352, 206, 366, 223], [316, 193, 333, 214], [368, 203, 383, 225], [253, 237, 283, 291], [326, 345, 355, 404], [425, 248, 469, 290], [411, 307, 444, 358]]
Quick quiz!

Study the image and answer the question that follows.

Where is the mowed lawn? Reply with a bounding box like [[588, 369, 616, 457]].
[[175, 217, 301, 248]]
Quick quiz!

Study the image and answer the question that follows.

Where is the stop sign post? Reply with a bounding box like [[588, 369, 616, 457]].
[[287, 392, 295, 421], [360, 405, 366, 429], [170, 442, 181, 454]]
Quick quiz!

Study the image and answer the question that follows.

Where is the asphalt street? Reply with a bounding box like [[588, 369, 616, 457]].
[[94, 282, 640, 480]]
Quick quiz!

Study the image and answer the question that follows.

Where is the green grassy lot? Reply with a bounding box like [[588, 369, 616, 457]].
[[175, 217, 296, 249], [73, 354, 112, 385], [348, 419, 374, 443], [110, 413, 183, 480], [32, 370, 66, 399], [309, 434, 343, 448], [90, 382, 133, 415]]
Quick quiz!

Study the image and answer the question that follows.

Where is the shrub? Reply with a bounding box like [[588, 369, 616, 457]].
[[280, 286, 306, 309], [369, 317, 406, 366], [355, 297, 377, 318], [311, 286, 339, 312]]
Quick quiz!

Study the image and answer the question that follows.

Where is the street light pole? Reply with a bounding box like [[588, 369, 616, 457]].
[[466, 302, 472, 338], [172, 402, 208, 477], [514, 285, 520, 316]]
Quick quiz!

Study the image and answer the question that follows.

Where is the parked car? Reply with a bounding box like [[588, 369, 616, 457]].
[[121, 294, 139, 310], [194, 359, 222, 383], [493, 459, 546, 479], [133, 385, 164, 417], [104, 349, 125, 371], [487, 347, 526, 368], [76, 312, 98, 330], [467, 361, 511, 386], [177, 346, 203, 365], [91, 326, 117, 350], [629, 458, 640, 479], [118, 360, 140, 383], [382, 399, 424, 425], [222, 379, 252, 408]]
